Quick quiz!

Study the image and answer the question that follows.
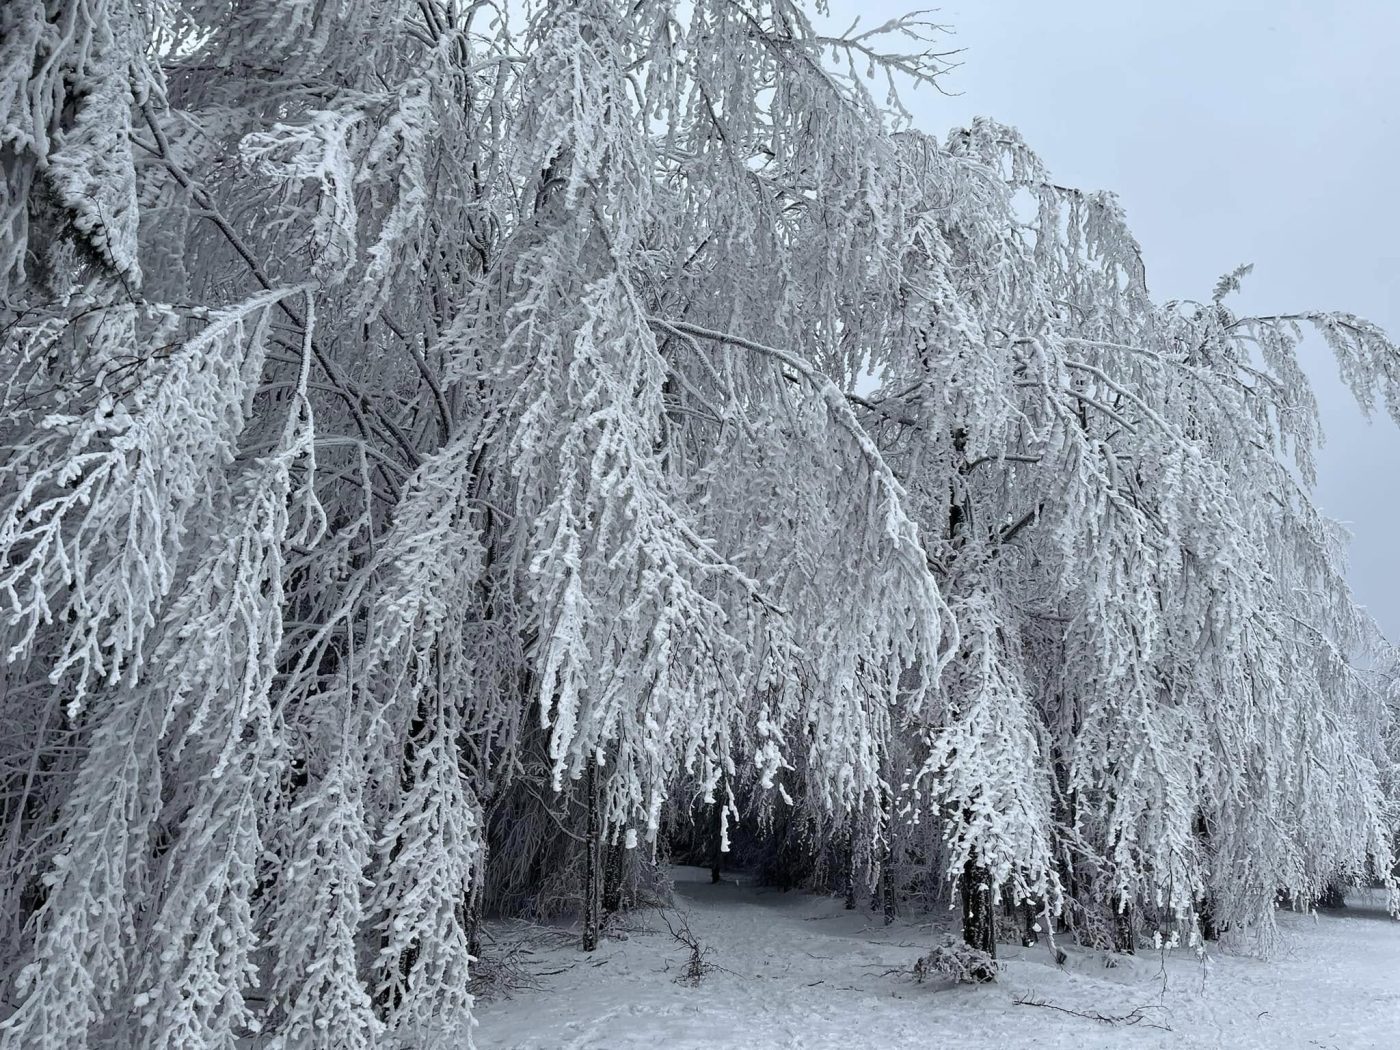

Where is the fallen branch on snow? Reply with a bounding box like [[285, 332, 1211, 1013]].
[[1012, 995, 1172, 1031], [657, 909, 734, 985]]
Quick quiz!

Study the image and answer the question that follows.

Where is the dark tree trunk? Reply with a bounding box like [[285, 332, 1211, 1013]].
[[377, 694, 429, 1013], [709, 781, 725, 885], [1112, 897, 1135, 954], [945, 432, 994, 959], [960, 853, 997, 970], [881, 848, 896, 926], [1193, 811, 1219, 941], [466, 844, 487, 960], [1049, 734, 1079, 935], [602, 840, 625, 914], [1199, 896, 1219, 942], [844, 814, 858, 910], [582, 760, 600, 952], [1021, 896, 1041, 946], [879, 791, 896, 925]]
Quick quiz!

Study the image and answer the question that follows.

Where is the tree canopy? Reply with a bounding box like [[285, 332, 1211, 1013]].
[[1, 1, 1396, 1047]]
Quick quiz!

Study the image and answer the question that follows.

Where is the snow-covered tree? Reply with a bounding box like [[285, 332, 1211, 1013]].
[[1, 0, 1396, 1045]]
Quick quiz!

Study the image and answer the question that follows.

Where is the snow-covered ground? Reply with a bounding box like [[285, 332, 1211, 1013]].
[[475, 868, 1400, 1049]]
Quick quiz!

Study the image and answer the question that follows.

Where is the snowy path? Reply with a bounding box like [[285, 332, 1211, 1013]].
[[475, 869, 1400, 1049]]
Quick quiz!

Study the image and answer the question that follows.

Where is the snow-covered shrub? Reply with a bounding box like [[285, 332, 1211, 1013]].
[[914, 937, 999, 985]]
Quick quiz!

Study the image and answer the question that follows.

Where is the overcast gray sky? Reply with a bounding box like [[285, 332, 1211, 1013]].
[[842, 0, 1400, 638]]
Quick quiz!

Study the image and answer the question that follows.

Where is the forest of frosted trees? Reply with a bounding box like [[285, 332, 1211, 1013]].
[[1, 0, 1398, 1047]]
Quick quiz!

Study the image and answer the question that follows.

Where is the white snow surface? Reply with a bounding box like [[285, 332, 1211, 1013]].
[[475, 867, 1400, 1049]]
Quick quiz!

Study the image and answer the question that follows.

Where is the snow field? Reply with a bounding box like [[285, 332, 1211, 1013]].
[[476, 870, 1400, 1049]]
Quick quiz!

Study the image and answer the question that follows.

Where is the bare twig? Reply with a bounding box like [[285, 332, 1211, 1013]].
[[134, 101, 422, 468], [1012, 994, 1173, 1032], [656, 909, 731, 985]]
